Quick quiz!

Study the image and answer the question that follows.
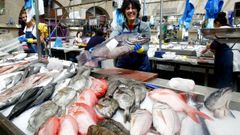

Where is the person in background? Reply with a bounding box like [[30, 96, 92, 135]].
[[85, 28, 105, 51], [110, 0, 151, 72], [18, 10, 48, 55], [73, 30, 86, 47], [142, 16, 148, 22], [201, 12, 233, 88], [19, 9, 27, 36]]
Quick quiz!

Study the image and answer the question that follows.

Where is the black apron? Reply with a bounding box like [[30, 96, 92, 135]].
[[212, 41, 233, 88], [115, 22, 151, 72]]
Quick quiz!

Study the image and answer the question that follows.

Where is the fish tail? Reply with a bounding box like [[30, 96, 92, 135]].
[[76, 51, 92, 66], [196, 110, 213, 121], [186, 108, 212, 123], [76, 51, 99, 67], [186, 109, 200, 123]]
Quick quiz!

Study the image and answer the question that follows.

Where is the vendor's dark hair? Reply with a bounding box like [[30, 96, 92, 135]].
[[214, 12, 228, 26], [121, 0, 141, 18]]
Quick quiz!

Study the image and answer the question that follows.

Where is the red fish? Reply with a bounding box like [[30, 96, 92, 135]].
[[90, 78, 108, 98], [76, 89, 98, 107], [59, 115, 79, 135], [149, 89, 212, 123], [68, 103, 99, 135], [38, 117, 60, 135]]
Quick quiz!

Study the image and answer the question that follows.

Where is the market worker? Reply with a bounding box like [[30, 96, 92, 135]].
[[18, 11, 48, 54], [110, 0, 151, 72], [201, 12, 233, 88]]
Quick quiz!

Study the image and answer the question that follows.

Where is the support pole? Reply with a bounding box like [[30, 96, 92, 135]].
[[143, 0, 146, 16], [34, 0, 42, 61], [159, 0, 163, 50]]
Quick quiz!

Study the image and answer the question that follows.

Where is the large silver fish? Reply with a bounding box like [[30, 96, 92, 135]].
[[0, 73, 51, 110], [0, 71, 24, 92], [52, 63, 77, 83], [78, 33, 150, 67], [27, 101, 59, 132], [204, 87, 234, 118], [113, 87, 135, 122], [52, 87, 77, 115]]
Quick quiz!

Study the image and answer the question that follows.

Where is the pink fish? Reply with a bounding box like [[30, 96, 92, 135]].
[[68, 103, 101, 134], [76, 88, 98, 107], [90, 78, 108, 98], [38, 117, 60, 135], [59, 115, 79, 135], [149, 89, 212, 123]]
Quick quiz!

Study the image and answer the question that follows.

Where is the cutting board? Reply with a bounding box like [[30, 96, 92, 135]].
[[94, 67, 158, 82]]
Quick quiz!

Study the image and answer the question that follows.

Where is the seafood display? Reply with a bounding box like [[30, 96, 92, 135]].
[[0, 54, 238, 135]]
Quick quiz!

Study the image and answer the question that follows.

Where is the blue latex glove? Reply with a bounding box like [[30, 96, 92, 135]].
[[18, 36, 27, 43], [133, 44, 144, 53], [89, 48, 94, 53]]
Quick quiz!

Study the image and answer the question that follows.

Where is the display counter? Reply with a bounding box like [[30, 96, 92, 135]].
[[149, 56, 214, 86]]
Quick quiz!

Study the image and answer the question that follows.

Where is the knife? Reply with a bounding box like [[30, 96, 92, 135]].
[[144, 83, 161, 89]]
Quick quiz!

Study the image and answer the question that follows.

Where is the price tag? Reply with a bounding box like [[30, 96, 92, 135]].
[[106, 38, 119, 51]]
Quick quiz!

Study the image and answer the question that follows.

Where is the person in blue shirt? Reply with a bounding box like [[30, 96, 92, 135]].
[[85, 28, 105, 51], [110, 0, 151, 72]]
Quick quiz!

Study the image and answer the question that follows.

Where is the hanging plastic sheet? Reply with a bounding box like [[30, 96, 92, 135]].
[[25, 0, 45, 22], [178, 0, 195, 30], [111, 8, 124, 29], [205, 0, 224, 19]]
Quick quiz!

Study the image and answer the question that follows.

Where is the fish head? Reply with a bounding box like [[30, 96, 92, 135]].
[[126, 33, 150, 45], [205, 87, 233, 110]]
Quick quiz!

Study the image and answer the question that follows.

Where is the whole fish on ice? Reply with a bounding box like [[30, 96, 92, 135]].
[[0, 73, 51, 110], [95, 97, 119, 118], [98, 119, 130, 135], [78, 33, 150, 67], [149, 89, 212, 123], [130, 109, 152, 135], [204, 87, 234, 118], [0, 71, 24, 92], [152, 102, 181, 135], [113, 87, 135, 122], [28, 101, 59, 132]]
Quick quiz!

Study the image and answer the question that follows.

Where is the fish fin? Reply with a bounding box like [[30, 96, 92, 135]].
[[187, 110, 200, 123], [196, 110, 213, 121], [230, 111, 236, 119], [186, 106, 213, 123], [76, 50, 92, 66]]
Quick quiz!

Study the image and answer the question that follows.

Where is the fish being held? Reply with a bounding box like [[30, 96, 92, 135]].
[[204, 87, 234, 118], [78, 33, 150, 67]]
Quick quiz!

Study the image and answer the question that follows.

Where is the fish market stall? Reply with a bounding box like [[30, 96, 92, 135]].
[[0, 53, 240, 135], [0, 31, 239, 135]]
